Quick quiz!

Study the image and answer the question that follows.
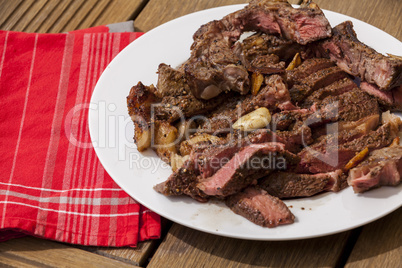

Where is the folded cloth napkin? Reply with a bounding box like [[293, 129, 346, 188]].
[[0, 22, 161, 247]]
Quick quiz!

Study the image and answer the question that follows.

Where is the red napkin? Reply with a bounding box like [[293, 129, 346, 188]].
[[0, 24, 161, 247]]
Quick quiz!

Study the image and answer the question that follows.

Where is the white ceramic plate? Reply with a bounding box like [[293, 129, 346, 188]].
[[89, 5, 402, 240]]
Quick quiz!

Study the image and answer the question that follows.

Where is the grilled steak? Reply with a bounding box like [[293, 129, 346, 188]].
[[259, 169, 347, 198], [186, 0, 332, 99], [154, 160, 208, 202], [154, 92, 230, 122], [185, 20, 250, 99], [348, 146, 402, 193], [197, 142, 299, 197], [289, 66, 348, 103], [311, 114, 380, 140], [223, 0, 332, 45], [199, 75, 294, 134], [129, 0, 401, 229], [360, 82, 402, 112], [302, 77, 358, 108], [129, 72, 230, 123], [248, 54, 286, 74], [305, 89, 379, 127], [156, 63, 190, 97], [234, 32, 304, 65], [298, 122, 398, 173], [271, 109, 313, 131], [276, 120, 313, 153], [196, 129, 282, 178], [316, 21, 402, 90], [225, 186, 295, 227], [286, 58, 335, 87]]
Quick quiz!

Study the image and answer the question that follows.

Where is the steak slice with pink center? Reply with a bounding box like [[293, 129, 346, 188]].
[[347, 145, 402, 193], [197, 142, 299, 197], [259, 169, 347, 198], [225, 186, 295, 228]]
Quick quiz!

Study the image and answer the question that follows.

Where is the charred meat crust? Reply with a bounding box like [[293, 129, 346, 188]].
[[197, 142, 300, 197], [186, 0, 332, 99], [347, 146, 402, 193], [225, 186, 295, 228], [259, 169, 347, 198], [316, 21, 402, 91]]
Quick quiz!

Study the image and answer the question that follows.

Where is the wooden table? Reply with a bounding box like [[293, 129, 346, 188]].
[[0, 0, 401, 267]]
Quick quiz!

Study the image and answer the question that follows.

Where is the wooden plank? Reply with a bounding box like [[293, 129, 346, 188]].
[[54, 0, 106, 32], [22, 0, 64, 32], [37, 0, 85, 33], [4, 0, 48, 32], [313, 0, 402, 40], [0, 237, 139, 268], [345, 208, 402, 268], [148, 224, 351, 267], [0, 0, 24, 26], [82, 240, 158, 267], [134, 0, 301, 32], [56, 0, 144, 33], [89, 0, 146, 28], [70, 0, 113, 30], [0, 0, 35, 31]]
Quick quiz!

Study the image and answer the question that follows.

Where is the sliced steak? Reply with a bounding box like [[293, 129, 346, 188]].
[[248, 54, 286, 74], [311, 114, 380, 140], [154, 160, 208, 202], [154, 91, 231, 122], [235, 32, 304, 65], [223, 0, 332, 45], [317, 21, 402, 90], [259, 169, 347, 198], [197, 142, 299, 197], [271, 109, 313, 131], [348, 146, 402, 193], [199, 75, 293, 134], [276, 120, 314, 153], [187, 0, 332, 99], [225, 186, 295, 227], [298, 122, 398, 173], [196, 129, 282, 179], [289, 66, 348, 103], [360, 82, 402, 112], [305, 89, 379, 127], [185, 20, 250, 99], [156, 63, 190, 97], [302, 77, 358, 108], [286, 58, 335, 87]]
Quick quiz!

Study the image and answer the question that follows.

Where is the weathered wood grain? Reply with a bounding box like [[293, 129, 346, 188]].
[[3, 0, 48, 32], [89, 0, 147, 28], [0, 237, 139, 268], [0, 0, 25, 26], [0, 0, 145, 33], [314, 0, 402, 40], [148, 223, 351, 267], [134, 0, 302, 32], [22, 0, 67, 32], [56, 0, 144, 33], [345, 208, 402, 268], [86, 240, 157, 267], [0, 0, 36, 31]]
